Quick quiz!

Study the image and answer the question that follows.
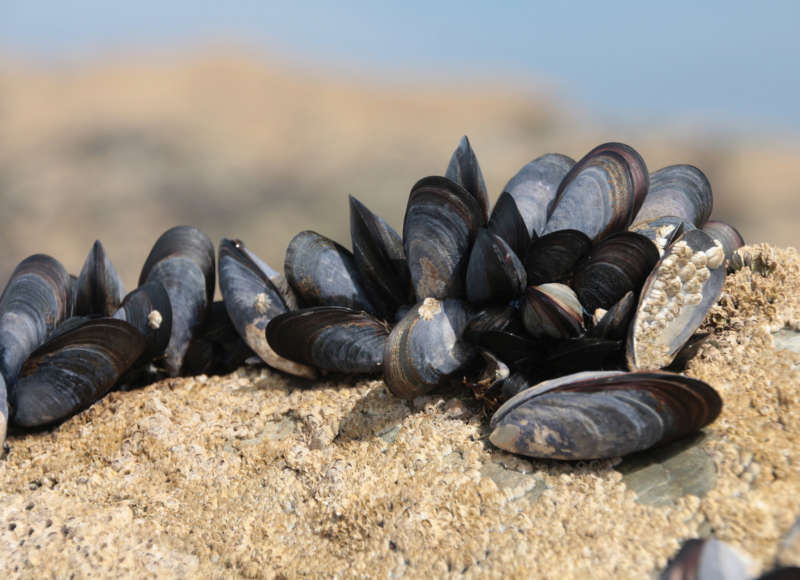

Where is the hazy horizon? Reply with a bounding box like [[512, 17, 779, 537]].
[[3, 1, 800, 134]]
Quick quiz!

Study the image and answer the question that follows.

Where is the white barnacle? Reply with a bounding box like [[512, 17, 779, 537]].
[[696, 266, 711, 283], [593, 308, 608, 325], [148, 309, 163, 329], [418, 297, 441, 321], [678, 263, 696, 282], [665, 276, 682, 297], [705, 241, 725, 269], [672, 241, 692, 260], [687, 292, 704, 305], [685, 278, 703, 294], [254, 292, 270, 315]]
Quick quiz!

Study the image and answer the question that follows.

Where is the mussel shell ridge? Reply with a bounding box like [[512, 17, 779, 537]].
[[10, 318, 146, 428], [267, 306, 389, 374], [384, 298, 476, 398], [489, 370, 721, 460]]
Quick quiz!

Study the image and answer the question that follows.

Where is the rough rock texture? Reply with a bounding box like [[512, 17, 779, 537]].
[[1, 244, 799, 578]]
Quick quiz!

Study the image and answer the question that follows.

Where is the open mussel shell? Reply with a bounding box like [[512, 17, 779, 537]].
[[112, 280, 173, 366], [628, 229, 726, 371], [75, 240, 125, 317], [219, 238, 316, 379], [349, 195, 412, 318], [524, 229, 591, 285], [403, 176, 483, 300], [544, 142, 648, 240], [445, 135, 489, 223], [589, 291, 636, 340], [629, 216, 695, 256], [488, 192, 531, 260], [10, 318, 145, 429], [489, 370, 722, 460], [633, 164, 713, 228], [384, 298, 476, 398], [267, 306, 389, 374], [660, 538, 750, 580], [465, 229, 527, 305], [285, 230, 376, 313], [139, 226, 215, 376], [503, 153, 575, 237], [0, 254, 74, 385], [702, 220, 745, 269], [522, 283, 584, 340], [572, 232, 660, 313]]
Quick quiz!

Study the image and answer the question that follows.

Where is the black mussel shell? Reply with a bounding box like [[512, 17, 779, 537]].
[[466, 329, 544, 372], [349, 195, 412, 318], [0, 373, 6, 445], [10, 318, 145, 428], [403, 176, 483, 300], [465, 304, 521, 336], [628, 229, 725, 370], [503, 153, 575, 237], [445, 135, 489, 223], [521, 283, 584, 340], [139, 226, 215, 376], [544, 143, 648, 240], [490, 370, 722, 460], [384, 298, 476, 398], [0, 254, 74, 385], [488, 192, 531, 260], [633, 164, 713, 228], [267, 306, 390, 374], [181, 301, 255, 376], [284, 230, 376, 313], [572, 232, 659, 313], [75, 240, 125, 317], [465, 229, 527, 305], [588, 291, 636, 340], [219, 238, 317, 378], [524, 229, 592, 285], [112, 280, 173, 367]]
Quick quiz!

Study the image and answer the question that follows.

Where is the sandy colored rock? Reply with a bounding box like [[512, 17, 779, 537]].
[[1, 244, 799, 579]]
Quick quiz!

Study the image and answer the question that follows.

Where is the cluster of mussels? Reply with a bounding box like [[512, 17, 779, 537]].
[[262, 137, 744, 460], [0, 137, 743, 464]]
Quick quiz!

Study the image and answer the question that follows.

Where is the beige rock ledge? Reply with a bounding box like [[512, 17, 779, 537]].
[[1, 244, 799, 579]]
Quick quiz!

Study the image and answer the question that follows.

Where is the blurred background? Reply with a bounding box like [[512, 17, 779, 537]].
[[1, 1, 799, 287]]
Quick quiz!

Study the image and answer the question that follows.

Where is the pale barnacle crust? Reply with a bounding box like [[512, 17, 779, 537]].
[[628, 232, 726, 370], [417, 297, 442, 321], [653, 223, 676, 256], [147, 309, 163, 330]]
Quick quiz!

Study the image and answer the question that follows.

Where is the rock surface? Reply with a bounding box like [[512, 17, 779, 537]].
[[1, 244, 799, 578]]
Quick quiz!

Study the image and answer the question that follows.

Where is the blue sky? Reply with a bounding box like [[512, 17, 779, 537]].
[[3, 0, 799, 132]]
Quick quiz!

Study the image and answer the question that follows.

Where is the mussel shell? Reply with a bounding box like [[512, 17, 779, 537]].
[[465, 229, 527, 305], [524, 229, 592, 285], [0, 374, 6, 446], [181, 301, 255, 376], [503, 153, 575, 237], [75, 240, 125, 317], [267, 306, 390, 374], [384, 298, 476, 398], [701, 220, 745, 269], [521, 283, 584, 340], [445, 135, 489, 223], [629, 216, 695, 256], [588, 291, 636, 340], [660, 538, 750, 580], [139, 226, 215, 303], [544, 143, 648, 240], [219, 238, 316, 379], [285, 230, 376, 313], [572, 232, 660, 313], [0, 254, 74, 384], [466, 329, 544, 372], [349, 195, 412, 317], [487, 191, 531, 260], [489, 370, 722, 460], [633, 164, 713, 227], [628, 229, 726, 370], [10, 318, 145, 428], [465, 304, 521, 336], [112, 280, 173, 366], [403, 176, 483, 300]]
